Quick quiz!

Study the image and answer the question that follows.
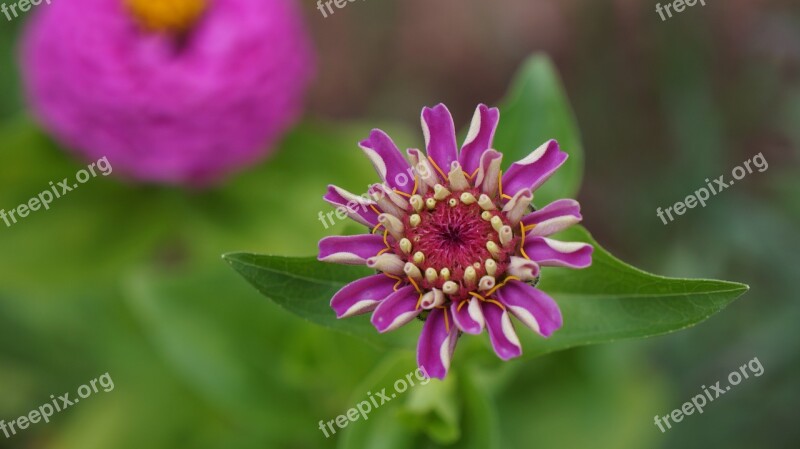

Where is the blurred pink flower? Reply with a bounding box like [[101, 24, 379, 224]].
[[20, 0, 315, 186]]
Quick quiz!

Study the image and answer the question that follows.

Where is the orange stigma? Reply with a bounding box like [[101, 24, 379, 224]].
[[124, 0, 208, 32]]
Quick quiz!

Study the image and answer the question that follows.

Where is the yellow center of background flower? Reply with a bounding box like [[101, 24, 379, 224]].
[[124, 0, 208, 32]]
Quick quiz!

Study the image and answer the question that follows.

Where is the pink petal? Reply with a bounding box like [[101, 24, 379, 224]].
[[370, 285, 421, 333], [359, 130, 414, 193], [417, 308, 459, 379], [522, 199, 582, 237], [318, 234, 387, 265], [495, 280, 563, 337], [482, 301, 522, 360], [523, 236, 593, 269], [330, 274, 398, 319], [459, 104, 500, 175], [421, 104, 459, 175], [451, 298, 485, 334], [323, 185, 380, 228], [502, 140, 568, 197]]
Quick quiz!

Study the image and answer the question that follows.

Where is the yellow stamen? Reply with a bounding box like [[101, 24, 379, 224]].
[[125, 0, 208, 32]]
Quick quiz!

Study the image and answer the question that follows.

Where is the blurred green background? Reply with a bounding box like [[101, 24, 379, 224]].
[[0, 0, 798, 448]]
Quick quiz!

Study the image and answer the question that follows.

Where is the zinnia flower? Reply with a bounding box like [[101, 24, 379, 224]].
[[318, 104, 593, 379], [20, 0, 315, 186]]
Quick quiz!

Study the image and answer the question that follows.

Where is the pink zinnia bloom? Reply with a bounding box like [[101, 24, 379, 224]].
[[319, 104, 593, 379], [20, 0, 315, 186]]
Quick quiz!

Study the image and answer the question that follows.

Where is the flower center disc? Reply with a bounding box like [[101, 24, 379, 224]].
[[124, 0, 208, 32], [402, 189, 510, 294]]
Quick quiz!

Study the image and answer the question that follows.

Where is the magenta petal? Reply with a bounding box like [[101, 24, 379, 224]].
[[521, 199, 582, 237], [482, 302, 522, 360], [323, 185, 380, 228], [417, 308, 459, 380], [370, 285, 421, 333], [421, 104, 459, 173], [359, 130, 414, 193], [523, 236, 593, 268], [495, 280, 563, 337], [318, 234, 387, 265], [451, 299, 485, 334], [502, 140, 568, 196], [525, 236, 594, 268], [330, 274, 398, 319], [459, 105, 500, 175]]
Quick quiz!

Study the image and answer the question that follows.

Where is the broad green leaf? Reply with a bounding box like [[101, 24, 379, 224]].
[[223, 253, 418, 347], [493, 55, 584, 205], [226, 226, 747, 358], [517, 226, 749, 358]]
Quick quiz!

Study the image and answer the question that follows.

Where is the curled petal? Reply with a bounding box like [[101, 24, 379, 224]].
[[407, 148, 439, 193], [318, 234, 387, 265], [506, 256, 540, 281], [451, 298, 485, 334], [460, 104, 500, 175], [331, 274, 398, 319], [417, 308, 459, 380], [421, 104, 459, 175], [475, 149, 503, 197], [522, 199, 582, 237], [495, 280, 563, 337], [323, 185, 380, 228], [501, 188, 533, 225], [502, 140, 568, 197], [366, 253, 406, 275], [482, 301, 522, 360], [359, 130, 413, 193], [523, 236, 593, 268], [371, 285, 422, 333]]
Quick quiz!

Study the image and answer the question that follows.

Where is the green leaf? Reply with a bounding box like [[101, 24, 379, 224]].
[[493, 54, 584, 205], [517, 226, 749, 358], [225, 226, 747, 359], [222, 253, 417, 347]]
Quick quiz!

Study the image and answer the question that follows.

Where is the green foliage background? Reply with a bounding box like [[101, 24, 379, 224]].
[[0, 2, 798, 448]]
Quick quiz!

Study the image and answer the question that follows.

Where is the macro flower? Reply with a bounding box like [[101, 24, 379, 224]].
[[318, 104, 593, 379], [20, 0, 315, 186]]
